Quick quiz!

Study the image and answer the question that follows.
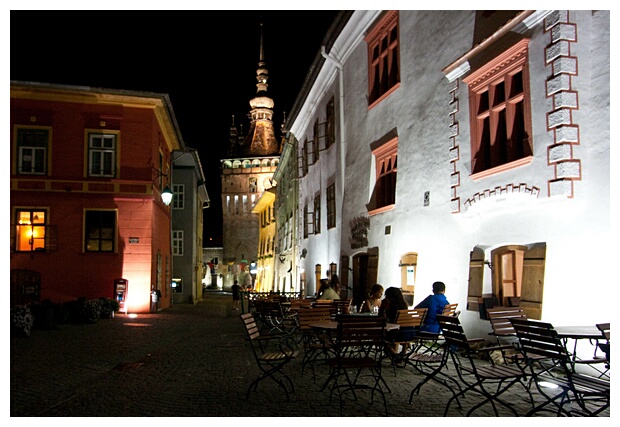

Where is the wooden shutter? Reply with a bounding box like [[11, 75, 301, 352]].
[[366, 248, 379, 297], [467, 246, 485, 311], [520, 243, 546, 320], [340, 255, 349, 297]]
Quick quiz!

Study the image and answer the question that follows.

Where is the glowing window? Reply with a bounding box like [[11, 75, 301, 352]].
[[14, 209, 47, 251]]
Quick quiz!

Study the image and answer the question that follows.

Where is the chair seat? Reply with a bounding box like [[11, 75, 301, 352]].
[[474, 364, 525, 380], [407, 352, 444, 363], [537, 372, 610, 395], [259, 350, 299, 362]]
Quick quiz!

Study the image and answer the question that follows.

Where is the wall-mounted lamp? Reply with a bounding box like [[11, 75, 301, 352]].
[[152, 166, 173, 206], [161, 186, 173, 206]]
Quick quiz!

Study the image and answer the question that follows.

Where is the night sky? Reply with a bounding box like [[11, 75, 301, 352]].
[[10, 9, 341, 244]]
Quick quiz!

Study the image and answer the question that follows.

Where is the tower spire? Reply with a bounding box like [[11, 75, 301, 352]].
[[259, 21, 264, 63], [238, 19, 279, 156]]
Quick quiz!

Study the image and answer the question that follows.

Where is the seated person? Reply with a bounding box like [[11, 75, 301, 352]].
[[415, 281, 449, 334], [380, 287, 415, 356], [317, 279, 340, 300], [362, 284, 384, 313]]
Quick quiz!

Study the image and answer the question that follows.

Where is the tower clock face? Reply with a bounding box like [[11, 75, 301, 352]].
[[263, 177, 272, 189]]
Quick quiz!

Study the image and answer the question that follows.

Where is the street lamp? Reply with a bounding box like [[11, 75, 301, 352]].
[[161, 186, 173, 206]]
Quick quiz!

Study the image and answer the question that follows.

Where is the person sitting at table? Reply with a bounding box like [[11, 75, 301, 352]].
[[317, 279, 340, 300], [415, 281, 449, 334], [379, 287, 413, 357], [379, 287, 408, 323], [330, 273, 341, 296], [362, 284, 384, 313]]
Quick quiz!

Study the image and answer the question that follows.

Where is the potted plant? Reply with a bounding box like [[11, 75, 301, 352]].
[[11, 305, 34, 337]]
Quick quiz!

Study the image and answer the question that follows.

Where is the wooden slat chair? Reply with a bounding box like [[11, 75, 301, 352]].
[[486, 306, 528, 364], [322, 315, 389, 416], [384, 308, 427, 370], [442, 303, 460, 317], [296, 306, 336, 379], [333, 298, 352, 315], [596, 323, 610, 374], [486, 306, 527, 343], [415, 302, 460, 356], [240, 312, 299, 401], [437, 314, 533, 417], [253, 300, 297, 334], [510, 318, 610, 416]]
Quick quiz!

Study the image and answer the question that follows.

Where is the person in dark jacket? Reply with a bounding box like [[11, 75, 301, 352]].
[[415, 281, 449, 333], [231, 280, 241, 310]]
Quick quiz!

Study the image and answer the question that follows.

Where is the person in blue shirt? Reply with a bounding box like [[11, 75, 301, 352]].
[[415, 281, 449, 333]]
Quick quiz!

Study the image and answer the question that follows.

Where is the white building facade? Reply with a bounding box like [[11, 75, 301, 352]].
[[287, 10, 610, 337]]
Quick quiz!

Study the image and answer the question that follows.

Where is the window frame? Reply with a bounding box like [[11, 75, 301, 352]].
[[312, 119, 320, 163], [86, 130, 119, 178], [14, 126, 51, 176], [301, 138, 309, 177], [172, 184, 185, 209], [172, 230, 184, 256], [366, 10, 400, 109], [13, 208, 49, 252], [326, 183, 336, 229], [314, 193, 321, 235], [326, 97, 336, 148], [463, 39, 534, 179], [303, 203, 309, 239], [84, 209, 117, 253], [367, 137, 398, 215]]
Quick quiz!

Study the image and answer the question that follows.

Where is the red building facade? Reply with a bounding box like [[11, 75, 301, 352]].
[[10, 82, 183, 313]]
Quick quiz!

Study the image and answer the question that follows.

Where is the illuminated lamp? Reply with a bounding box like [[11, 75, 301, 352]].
[[161, 186, 173, 206]]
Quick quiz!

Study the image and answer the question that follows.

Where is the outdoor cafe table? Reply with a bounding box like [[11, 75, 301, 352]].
[[555, 325, 604, 370], [309, 320, 400, 331]]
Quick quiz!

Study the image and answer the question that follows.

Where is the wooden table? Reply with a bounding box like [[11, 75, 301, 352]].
[[555, 325, 602, 340], [309, 320, 400, 331], [555, 325, 605, 371]]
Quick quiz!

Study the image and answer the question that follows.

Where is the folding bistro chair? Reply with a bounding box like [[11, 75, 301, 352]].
[[322, 315, 389, 416], [414, 302, 460, 356], [510, 318, 610, 416], [595, 323, 610, 376], [442, 303, 460, 317], [296, 306, 335, 380], [437, 314, 533, 416], [383, 308, 427, 370], [241, 313, 298, 401]]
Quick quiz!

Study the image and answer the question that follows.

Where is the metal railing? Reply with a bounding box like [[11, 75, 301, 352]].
[[240, 291, 302, 314]]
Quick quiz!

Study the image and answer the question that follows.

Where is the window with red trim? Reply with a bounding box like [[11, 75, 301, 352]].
[[464, 39, 533, 178], [367, 138, 397, 214], [366, 11, 400, 107]]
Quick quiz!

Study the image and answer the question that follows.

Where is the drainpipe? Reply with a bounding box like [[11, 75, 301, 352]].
[[321, 45, 348, 296], [321, 44, 346, 231]]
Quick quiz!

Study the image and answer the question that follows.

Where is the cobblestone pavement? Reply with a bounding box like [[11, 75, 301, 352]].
[[11, 292, 611, 418]]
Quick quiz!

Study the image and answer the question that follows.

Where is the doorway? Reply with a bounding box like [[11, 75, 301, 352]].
[[351, 248, 378, 307]]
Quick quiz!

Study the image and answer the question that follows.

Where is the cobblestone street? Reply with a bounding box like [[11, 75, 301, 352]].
[[10, 292, 610, 419]]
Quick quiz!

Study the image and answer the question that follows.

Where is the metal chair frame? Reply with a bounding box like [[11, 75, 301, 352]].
[[322, 315, 389, 416], [241, 312, 298, 401], [510, 318, 610, 417], [437, 314, 533, 417]]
